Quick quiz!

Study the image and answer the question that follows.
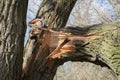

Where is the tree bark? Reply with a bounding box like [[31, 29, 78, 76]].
[[23, 0, 120, 80], [0, 0, 28, 80]]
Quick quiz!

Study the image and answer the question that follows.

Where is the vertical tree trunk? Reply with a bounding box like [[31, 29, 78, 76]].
[[0, 0, 28, 80]]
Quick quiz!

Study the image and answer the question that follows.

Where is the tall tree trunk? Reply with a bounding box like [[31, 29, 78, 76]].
[[23, 0, 120, 80], [0, 0, 28, 80]]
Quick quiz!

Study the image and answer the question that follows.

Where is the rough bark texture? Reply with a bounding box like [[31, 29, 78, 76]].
[[0, 0, 28, 80], [23, 0, 120, 80]]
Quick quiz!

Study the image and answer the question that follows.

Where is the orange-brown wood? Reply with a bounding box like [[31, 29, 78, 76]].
[[34, 27, 106, 60], [46, 30, 106, 59]]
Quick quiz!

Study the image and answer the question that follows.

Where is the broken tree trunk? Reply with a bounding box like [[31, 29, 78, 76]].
[[23, 0, 77, 80], [23, 0, 120, 80]]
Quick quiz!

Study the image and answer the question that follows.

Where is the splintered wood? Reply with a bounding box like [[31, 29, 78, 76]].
[[39, 29, 105, 59]]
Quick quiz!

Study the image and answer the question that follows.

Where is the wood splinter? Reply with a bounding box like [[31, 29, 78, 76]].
[[46, 31, 106, 59], [28, 19, 106, 60]]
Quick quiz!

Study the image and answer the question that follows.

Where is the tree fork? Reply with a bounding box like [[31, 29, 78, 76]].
[[23, 0, 120, 80], [23, 0, 77, 80]]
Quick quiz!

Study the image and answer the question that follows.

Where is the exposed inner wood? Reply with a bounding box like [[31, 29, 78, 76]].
[[35, 28, 105, 60]]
